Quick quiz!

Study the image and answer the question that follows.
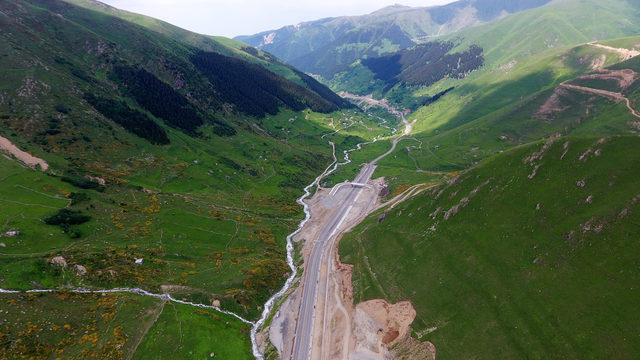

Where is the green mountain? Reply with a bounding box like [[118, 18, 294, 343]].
[[236, 0, 553, 79], [2, 0, 640, 358], [0, 0, 384, 357], [339, 0, 640, 178], [331, 1, 640, 359], [341, 135, 640, 359], [331, 0, 640, 104]]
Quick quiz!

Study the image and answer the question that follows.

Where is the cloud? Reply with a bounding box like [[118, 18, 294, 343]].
[[101, 0, 453, 37]]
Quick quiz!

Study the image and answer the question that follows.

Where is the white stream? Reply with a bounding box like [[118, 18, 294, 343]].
[[250, 139, 355, 359], [0, 123, 395, 359], [251, 116, 401, 358], [0, 287, 252, 324], [0, 139, 371, 359]]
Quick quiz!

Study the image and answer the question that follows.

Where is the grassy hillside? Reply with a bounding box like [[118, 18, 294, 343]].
[[0, 106, 387, 355], [334, 41, 483, 109], [332, 3, 640, 358], [341, 135, 640, 359], [349, 13, 640, 193], [0, 292, 252, 359], [236, 0, 553, 79], [447, 0, 640, 65], [331, 0, 640, 121], [326, 38, 639, 196], [0, 0, 390, 357], [400, 39, 640, 169], [1, 0, 350, 130], [65, 0, 322, 85]]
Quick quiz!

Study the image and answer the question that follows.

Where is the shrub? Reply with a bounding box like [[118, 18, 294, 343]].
[[44, 209, 91, 235], [55, 104, 71, 114], [61, 175, 105, 192], [363, 42, 484, 89], [192, 51, 344, 117], [69, 192, 90, 205]]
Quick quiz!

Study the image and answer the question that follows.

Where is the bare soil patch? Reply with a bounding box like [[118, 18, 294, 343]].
[[352, 299, 417, 358], [0, 135, 48, 171], [579, 69, 638, 90], [536, 87, 570, 119], [589, 43, 640, 61]]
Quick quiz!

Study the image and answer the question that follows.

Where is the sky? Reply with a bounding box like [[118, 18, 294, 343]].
[[101, 0, 453, 38]]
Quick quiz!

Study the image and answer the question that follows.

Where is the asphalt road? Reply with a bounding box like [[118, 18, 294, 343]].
[[290, 111, 410, 360], [290, 163, 376, 360]]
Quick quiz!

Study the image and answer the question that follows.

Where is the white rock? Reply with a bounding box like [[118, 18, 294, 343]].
[[74, 264, 87, 276], [134, 258, 144, 265], [50, 256, 67, 268]]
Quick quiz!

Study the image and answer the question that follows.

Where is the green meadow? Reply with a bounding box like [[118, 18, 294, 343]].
[[341, 136, 640, 359]]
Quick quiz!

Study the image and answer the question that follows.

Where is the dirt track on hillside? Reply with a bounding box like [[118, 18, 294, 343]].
[[0, 135, 48, 171], [559, 83, 640, 119], [588, 43, 640, 61]]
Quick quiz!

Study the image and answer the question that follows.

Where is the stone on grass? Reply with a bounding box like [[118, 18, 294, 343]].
[[50, 256, 67, 268], [74, 264, 87, 276]]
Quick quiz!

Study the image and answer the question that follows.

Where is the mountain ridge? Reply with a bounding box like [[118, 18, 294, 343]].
[[236, 0, 554, 79]]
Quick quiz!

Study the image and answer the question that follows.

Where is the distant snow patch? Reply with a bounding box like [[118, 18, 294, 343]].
[[261, 32, 277, 46]]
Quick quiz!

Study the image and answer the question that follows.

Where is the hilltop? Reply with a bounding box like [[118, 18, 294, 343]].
[[236, 0, 552, 80]]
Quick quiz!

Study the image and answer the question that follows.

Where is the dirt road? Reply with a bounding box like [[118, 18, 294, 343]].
[[588, 42, 640, 61], [559, 83, 640, 119]]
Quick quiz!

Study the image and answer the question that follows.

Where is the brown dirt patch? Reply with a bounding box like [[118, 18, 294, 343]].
[[356, 299, 416, 347], [578, 69, 638, 90], [382, 329, 400, 344], [391, 335, 437, 360], [589, 43, 640, 61], [590, 54, 606, 70], [535, 88, 570, 119], [0, 135, 48, 171]]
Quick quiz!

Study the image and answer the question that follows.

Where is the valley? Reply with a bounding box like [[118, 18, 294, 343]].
[[2, 0, 640, 359]]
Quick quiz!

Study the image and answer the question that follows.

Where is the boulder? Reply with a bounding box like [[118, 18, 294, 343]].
[[74, 264, 87, 276], [50, 256, 67, 268]]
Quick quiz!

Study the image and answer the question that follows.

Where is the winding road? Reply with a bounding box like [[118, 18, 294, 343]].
[[290, 111, 411, 360], [559, 83, 640, 119]]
